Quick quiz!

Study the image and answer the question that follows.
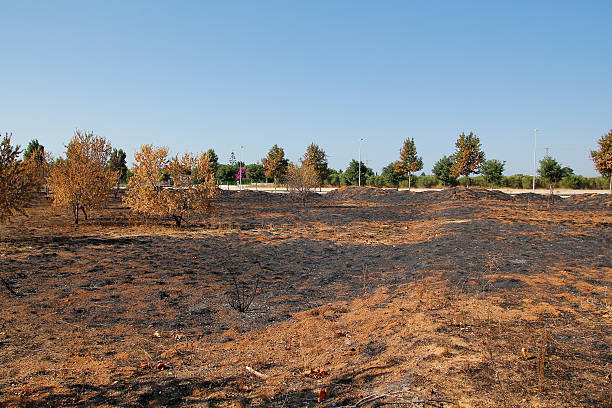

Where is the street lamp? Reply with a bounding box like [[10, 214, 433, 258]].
[[359, 138, 364, 187], [532, 129, 537, 192]]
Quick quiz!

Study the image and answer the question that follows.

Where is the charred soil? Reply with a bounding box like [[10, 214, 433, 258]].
[[0, 187, 610, 407]]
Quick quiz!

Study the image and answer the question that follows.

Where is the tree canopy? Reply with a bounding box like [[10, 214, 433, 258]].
[[48, 131, 117, 224], [261, 144, 288, 186], [480, 159, 506, 186], [450, 132, 485, 187], [393, 138, 423, 191], [344, 159, 373, 186], [433, 155, 459, 187], [300, 143, 328, 187], [590, 130, 612, 193]]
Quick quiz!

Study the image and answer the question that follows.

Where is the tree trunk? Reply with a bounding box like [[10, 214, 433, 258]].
[[73, 205, 79, 224], [609, 175, 611, 194], [173, 215, 182, 227], [81, 207, 87, 221], [408, 173, 412, 192], [466, 176, 470, 188]]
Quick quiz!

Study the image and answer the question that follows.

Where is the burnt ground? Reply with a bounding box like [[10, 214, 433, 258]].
[[0, 187, 610, 407]]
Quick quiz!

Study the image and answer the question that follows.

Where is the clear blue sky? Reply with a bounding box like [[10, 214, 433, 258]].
[[1, 1, 611, 176]]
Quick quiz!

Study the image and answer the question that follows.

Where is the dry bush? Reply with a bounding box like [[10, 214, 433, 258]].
[[286, 163, 318, 206], [0, 133, 41, 223], [47, 131, 117, 224], [124, 145, 217, 227]]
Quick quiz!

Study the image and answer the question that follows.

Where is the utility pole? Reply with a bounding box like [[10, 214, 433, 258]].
[[239, 145, 243, 190], [533, 129, 537, 192], [358, 138, 363, 187]]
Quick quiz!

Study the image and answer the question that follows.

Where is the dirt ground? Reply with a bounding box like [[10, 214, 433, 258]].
[[0, 187, 610, 407]]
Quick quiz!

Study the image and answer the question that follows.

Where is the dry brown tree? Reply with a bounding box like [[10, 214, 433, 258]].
[[450, 131, 485, 188], [0, 133, 41, 223], [590, 129, 612, 194], [124, 145, 217, 227], [47, 130, 117, 224], [286, 162, 319, 207]]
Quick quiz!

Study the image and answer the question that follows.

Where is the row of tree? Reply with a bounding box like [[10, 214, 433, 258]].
[[1, 129, 611, 224]]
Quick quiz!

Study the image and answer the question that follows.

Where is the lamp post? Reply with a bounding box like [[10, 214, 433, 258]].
[[240, 145, 244, 190], [359, 138, 364, 187], [532, 129, 537, 192]]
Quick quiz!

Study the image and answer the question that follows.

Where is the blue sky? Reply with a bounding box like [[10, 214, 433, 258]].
[[1, 1, 611, 176]]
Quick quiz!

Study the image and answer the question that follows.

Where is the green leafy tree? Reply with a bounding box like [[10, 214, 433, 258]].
[[480, 159, 506, 187], [245, 163, 266, 182], [0, 133, 40, 222], [24, 139, 45, 163], [381, 162, 404, 188], [229, 152, 237, 167], [300, 143, 328, 189], [538, 156, 573, 202], [433, 155, 459, 187], [216, 164, 238, 185], [109, 148, 128, 197], [206, 149, 219, 175], [23, 139, 50, 191], [261, 144, 289, 189], [393, 138, 423, 191], [344, 159, 374, 186], [590, 129, 612, 193], [450, 132, 485, 188]]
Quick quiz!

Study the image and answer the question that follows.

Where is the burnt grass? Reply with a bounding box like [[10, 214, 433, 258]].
[[0, 187, 610, 407]]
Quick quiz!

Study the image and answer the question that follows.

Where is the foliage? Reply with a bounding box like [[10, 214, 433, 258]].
[[538, 156, 573, 201], [450, 132, 485, 187], [261, 144, 289, 187], [366, 174, 384, 187], [229, 152, 237, 166], [24, 139, 45, 163], [590, 129, 612, 193], [414, 174, 438, 188], [125, 145, 217, 227], [300, 143, 328, 187], [245, 163, 266, 182], [286, 163, 319, 206], [393, 138, 423, 191], [344, 159, 373, 186], [109, 148, 128, 184], [206, 149, 219, 175], [22, 139, 50, 190], [48, 131, 117, 224], [325, 169, 342, 186], [216, 164, 238, 184], [0, 133, 40, 222], [381, 162, 405, 187], [433, 155, 459, 187], [480, 159, 506, 186], [236, 167, 246, 181]]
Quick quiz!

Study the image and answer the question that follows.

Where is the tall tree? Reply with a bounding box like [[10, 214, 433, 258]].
[[393, 138, 423, 191], [0, 133, 40, 222], [261, 144, 289, 189], [48, 131, 117, 224], [109, 148, 128, 197], [590, 129, 612, 193], [381, 162, 404, 188], [23, 139, 49, 191], [480, 159, 506, 187], [206, 149, 219, 175], [450, 132, 485, 188], [344, 159, 373, 186], [433, 155, 459, 187], [300, 143, 328, 188], [538, 156, 573, 204]]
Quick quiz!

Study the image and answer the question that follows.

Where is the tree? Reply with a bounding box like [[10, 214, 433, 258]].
[[286, 163, 319, 206], [450, 132, 485, 188], [381, 162, 404, 188], [433, 155, 459, 187], [23, 139, 50, 191], [124, 145, 217, 227], [216, 164, 238, 185], [538, 156, 573, 203], [245, 163, 265, 183], [109, 148, 128, 197], [393, 138, 423, 191], [229, 152, 237, 167], [590, 130, 612, 193], [344, 159, 373, 186], [48, 131, 117, 224], [206, 149, 219, 175], [480, 159, 506, 187], [0, 133, 40, 222], [300, 143, 328, 188], [261, 144, 289, 189]]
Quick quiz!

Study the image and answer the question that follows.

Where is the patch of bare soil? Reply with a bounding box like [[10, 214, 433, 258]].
[[0, 188, 610, 407]]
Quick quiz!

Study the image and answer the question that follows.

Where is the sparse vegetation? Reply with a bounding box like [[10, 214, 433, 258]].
[[451, 132, 485, 188], [590, 129, 612, 193], [393, 137, 423, 191], [286, 162, 319, 206]]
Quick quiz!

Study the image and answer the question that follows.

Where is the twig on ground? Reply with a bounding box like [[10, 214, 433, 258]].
[[245, 365, 269, 379]]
